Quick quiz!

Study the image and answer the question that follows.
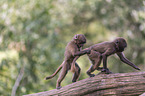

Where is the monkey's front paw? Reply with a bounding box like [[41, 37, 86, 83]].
[[135, 67, 140, 70], [56, 86, 62, 90], [101, 68, 107, 72], [85, 50, 91, 54], [89, 74, 95, 77], [72, 79, 76, 83], [105, 71, 113, 74], [97, 67, 103, 71], [101, 68, 112, 74]]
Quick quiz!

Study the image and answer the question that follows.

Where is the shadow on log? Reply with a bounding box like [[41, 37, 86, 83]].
[[24, 72, 145, 96]]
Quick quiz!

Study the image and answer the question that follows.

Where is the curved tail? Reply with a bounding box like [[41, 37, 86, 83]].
[[45, 62, 64, 80]]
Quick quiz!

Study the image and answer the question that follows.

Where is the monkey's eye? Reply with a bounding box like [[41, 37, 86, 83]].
[[116, 41, 119, 44], [81, 42, 86, 44], [78, 41, 86, 44], [78, 42, 84, 44]]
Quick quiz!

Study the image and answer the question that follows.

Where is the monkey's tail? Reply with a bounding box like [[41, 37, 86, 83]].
[[45, 62, 64, 80]]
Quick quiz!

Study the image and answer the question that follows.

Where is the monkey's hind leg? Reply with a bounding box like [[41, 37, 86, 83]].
[[101, 68, 113, 74], [72, 63, 81, 82], [87, 52, 102, 77], [56, 64, 69, 89], [87, 65, 96, 77]]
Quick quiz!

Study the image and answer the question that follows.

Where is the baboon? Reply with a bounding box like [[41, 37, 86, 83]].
[[45, 34, 90, 89], [86, 37, 140, 77], [72, 37, 140, 77]]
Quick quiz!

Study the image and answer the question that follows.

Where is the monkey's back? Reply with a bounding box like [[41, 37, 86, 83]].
[[64, 41, 77, 62], [90, 42, 115, 54]]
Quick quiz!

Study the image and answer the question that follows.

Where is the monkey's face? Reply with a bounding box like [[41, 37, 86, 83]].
[[77, 40, 86, 48], [115, 37, 127, 52], [73, 34, 86, 48], [77, 37, 86, 48]]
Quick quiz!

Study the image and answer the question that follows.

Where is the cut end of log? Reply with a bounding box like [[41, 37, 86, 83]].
[[23, 71, 145, 96]]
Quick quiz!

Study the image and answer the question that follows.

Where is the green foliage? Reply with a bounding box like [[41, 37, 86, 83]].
[[0, 0, 144, 95]]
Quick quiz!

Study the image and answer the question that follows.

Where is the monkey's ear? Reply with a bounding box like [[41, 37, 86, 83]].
[[74, 34, 79, 40]]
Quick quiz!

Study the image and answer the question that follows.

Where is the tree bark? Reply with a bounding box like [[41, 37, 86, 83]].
[[24, 71, 145, 96], [12, 66, 24, 96]]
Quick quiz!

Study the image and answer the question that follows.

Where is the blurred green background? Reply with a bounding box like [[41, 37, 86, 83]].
[[0, 0, 145, 95]]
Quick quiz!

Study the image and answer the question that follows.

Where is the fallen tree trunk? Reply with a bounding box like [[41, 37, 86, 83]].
[[24, 71, 145, 96]]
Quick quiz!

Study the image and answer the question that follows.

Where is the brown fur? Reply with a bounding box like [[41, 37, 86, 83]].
[[86, 37, 140, 77], [45, 34, 90, 89]]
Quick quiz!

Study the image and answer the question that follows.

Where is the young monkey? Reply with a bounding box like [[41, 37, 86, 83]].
[[45, 34, 90, 89], [73, 37, 140, 77], [86, 37, 140, 77]]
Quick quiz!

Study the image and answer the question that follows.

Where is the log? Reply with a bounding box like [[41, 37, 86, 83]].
[[24, 71, 145, 96]]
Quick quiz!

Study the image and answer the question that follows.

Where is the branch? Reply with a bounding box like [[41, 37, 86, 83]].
[[24, 71, 145, 96], [12, 67, 24, 96]]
